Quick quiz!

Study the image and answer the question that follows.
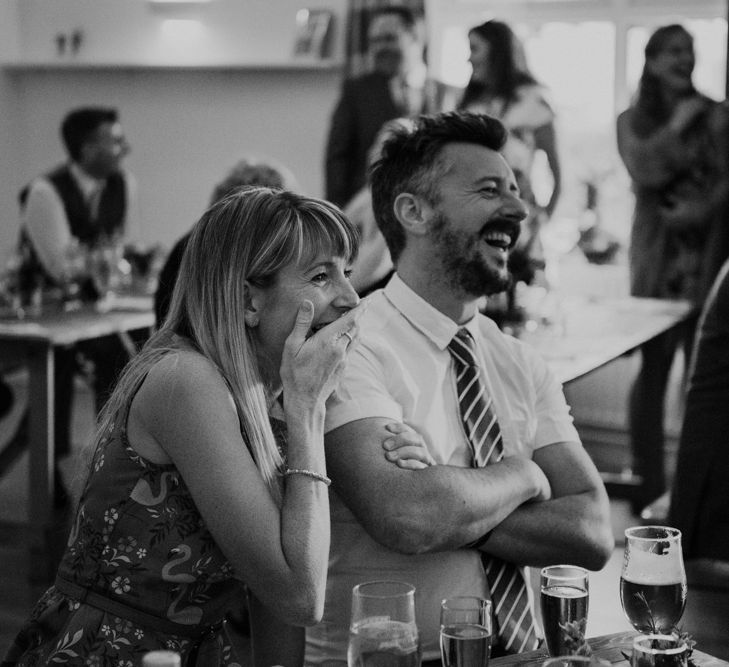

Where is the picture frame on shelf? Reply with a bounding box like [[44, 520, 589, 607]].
[[293, 8, 334, 59]]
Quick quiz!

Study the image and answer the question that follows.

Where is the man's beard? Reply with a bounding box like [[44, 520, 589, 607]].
[[431, 210, 512, 297]]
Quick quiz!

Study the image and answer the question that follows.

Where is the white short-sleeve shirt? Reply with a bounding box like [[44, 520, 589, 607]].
[[306, 274, 580, 665]]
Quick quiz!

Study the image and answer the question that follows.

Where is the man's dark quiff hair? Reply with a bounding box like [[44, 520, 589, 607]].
[[61, 106, 119, 162], [369, 111, 508, 263]]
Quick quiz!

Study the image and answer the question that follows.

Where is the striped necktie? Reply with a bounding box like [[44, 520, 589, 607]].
[[448, 328, 540, 654]]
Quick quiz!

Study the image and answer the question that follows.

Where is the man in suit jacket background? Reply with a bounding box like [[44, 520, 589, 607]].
[[324, 6, 431, 208]]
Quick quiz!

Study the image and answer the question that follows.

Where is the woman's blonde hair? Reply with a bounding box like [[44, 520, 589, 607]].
[[86, 187, 358, 504]]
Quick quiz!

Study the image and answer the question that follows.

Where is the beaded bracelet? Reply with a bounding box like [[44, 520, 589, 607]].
[[283, 468, 332, 486]]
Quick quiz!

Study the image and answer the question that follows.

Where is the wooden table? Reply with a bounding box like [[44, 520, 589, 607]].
[[491, 630, 729, 667], [0, 296, 154, 581], [518, 295, 694, 386]]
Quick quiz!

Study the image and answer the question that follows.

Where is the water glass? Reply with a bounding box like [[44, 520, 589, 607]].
[[620, 526, 686, 634], [540, 565, 589, 656], [631, 634, 689, 667], [347, 580, 420, 667], [439, 596, 492, 667]]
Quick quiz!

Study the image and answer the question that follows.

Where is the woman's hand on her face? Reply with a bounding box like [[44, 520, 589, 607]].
[[280, 299, 366, 407], [382, 422, 435, 470]]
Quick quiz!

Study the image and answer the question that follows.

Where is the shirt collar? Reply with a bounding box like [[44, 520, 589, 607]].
[[69, 162, 105, 200], [383, 273, 480, 352]]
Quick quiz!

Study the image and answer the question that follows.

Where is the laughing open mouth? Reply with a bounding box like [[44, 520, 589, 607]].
[[482, 220, 521, 251], [483, 231, 514, 250]]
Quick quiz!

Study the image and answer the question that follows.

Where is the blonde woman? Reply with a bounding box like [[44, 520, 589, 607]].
[[3, 188, 430, 666]]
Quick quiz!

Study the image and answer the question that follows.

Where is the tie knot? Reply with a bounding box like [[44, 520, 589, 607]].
[[448, 328, 478, 368]]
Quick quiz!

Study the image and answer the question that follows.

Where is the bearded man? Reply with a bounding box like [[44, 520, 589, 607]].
[[304, 111, 613, 664]]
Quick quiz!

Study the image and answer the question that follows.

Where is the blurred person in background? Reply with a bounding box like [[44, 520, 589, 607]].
[[458, 19, 561, 288], [324, 6, 449, 209], [669, 257, 729, 560], [154, 157, 298, 325], [666, 258, 729, 659], [345, 117, 415, 297], [616, 24, 729, 514], [16, 106, 144, 507]]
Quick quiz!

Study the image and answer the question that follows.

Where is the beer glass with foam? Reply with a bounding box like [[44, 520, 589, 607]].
[[540, 565, 589, 656], [620, 526, 686, 634]]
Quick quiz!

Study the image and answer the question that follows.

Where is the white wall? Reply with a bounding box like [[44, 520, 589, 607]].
[[0, 0, 346, 259], [3, 67, 342, 250], [11, 0, 344, 66], [0, 2, 22, 262]]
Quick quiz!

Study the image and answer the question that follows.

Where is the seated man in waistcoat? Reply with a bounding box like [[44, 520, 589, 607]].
[[18, 106, 143, 505]]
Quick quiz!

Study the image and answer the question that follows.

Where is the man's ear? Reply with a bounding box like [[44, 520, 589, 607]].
[[243, 281, 261, 328], [393, 192, 430, 237]]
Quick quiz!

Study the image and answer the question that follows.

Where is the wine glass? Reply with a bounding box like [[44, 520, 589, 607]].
[[620, 526, 686, 634], [540, 565, 589, 657], [631, 634, 689, 667], [88, 238, 127, 307], [61, 238, 89, 310], [439, 596, 492, 667], [347, 580, 420, 667]]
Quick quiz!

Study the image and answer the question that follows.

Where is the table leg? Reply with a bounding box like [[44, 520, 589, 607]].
[[26, 342, 56, 583]]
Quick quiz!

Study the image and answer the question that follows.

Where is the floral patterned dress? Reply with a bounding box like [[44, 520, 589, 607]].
[[2, 413, 247, 666]]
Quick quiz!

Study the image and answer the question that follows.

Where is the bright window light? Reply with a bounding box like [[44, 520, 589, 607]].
[[428, 0, 727, 243]]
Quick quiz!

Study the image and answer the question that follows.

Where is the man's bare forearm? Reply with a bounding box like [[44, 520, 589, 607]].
[[480, 488, 614, 571], [327, 418, 551, 555]]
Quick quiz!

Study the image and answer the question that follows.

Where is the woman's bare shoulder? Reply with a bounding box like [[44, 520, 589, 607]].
[[140, 348, 233, 411]]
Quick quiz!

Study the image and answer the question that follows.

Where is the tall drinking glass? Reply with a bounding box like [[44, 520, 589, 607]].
[[439, 596, 492, 667], [620, 526, 686, 634], [631, 634, 689, 667], [540, 565, 589, 656], [347, 581, 420, 667]]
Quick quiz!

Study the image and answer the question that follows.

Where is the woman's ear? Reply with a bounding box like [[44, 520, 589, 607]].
[[393, 192, 430, 237], [243, 281, 261, 328]]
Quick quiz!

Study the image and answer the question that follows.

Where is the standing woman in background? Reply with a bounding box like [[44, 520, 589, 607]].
[[459, 19, 561, 286], [616, 24, 729, 514]]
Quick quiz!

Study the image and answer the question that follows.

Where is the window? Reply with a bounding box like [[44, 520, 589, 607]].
[[426, 0, 727, 248]]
